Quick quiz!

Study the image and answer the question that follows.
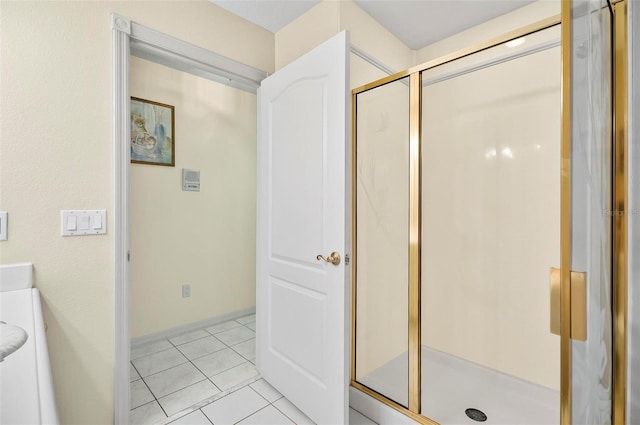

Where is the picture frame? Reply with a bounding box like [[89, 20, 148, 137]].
[[130, 97, 175, 166]]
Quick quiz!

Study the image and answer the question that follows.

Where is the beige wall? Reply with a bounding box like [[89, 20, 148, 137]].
[[275, 0, 414, 385], [350, 0, 562, 392], [276, 0, 558, 82], [275, 0, 413, 75], [0, 0, 565, 422], [415, 0, 561, 390], [0, 2, 272, 423], [414, 0, 560, 65], [275, 1, 339, 71], [339, 0, 413, 76], [349, 15, 406, 380], [130, 58, 256, 338], [421, 41, 561, 390], [355, 77, 410, 382]]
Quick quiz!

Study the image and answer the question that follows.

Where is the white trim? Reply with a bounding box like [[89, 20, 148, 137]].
[[351, 39, 561, 88], [112, 14, 270, 424], [129, 23, 268, 93], [344, 37, 353, 422], [423, 39, 560, 87], [112, 12, 131, 425], [130, 308, 255, 347], [349, 45, 397, 76]]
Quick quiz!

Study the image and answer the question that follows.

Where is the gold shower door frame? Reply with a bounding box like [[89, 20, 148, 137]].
[[350, 1, 628, 424]]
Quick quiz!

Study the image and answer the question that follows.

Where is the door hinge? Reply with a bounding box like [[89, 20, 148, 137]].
[[127, 251, 130, 262], [345, 254, 350, 265]]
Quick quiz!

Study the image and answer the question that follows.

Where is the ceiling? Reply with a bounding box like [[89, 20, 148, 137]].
[[354, 0, 537, 49], [211, 0, 321, 33], [211, 0, 536, 50]]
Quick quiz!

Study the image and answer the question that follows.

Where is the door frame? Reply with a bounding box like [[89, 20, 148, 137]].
[[349, 2, 629, 423], [611, 1, 629, 424], [351, 15, 561, 425], [560, 2, 629, 424], [111, 15, 392, 423], [110, 14, 268, 424]]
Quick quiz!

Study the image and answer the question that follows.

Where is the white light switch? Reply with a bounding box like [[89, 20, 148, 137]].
[[93, 214, 102, 230], [0, 212, 7, 241], [67, 215, 77, 231], [62, 210, 107, 236]]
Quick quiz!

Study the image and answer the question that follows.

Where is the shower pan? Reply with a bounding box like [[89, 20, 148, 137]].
[[351, 1, 628, 424]]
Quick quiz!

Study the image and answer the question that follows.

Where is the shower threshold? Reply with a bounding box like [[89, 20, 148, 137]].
[[357, 346, 559, 424]]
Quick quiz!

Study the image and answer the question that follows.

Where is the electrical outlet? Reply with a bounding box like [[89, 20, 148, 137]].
[[182, 284, 191, 298]]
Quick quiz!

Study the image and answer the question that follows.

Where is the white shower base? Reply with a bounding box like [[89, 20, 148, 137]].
[[358, 346, 559, 424]]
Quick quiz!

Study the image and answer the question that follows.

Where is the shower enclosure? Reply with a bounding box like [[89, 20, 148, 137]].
[[351, 1, 628, 424]]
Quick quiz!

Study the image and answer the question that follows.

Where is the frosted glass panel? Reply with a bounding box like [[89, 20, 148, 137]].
[[570, 0, 613, 422], [355, 77, 410, 407], [421, 26, 561, 423]]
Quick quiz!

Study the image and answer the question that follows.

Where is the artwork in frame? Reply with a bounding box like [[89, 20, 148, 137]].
[[130, 97, 175, 166]]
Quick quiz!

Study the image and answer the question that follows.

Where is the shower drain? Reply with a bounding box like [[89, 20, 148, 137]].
[[465, 408, 488, 422]]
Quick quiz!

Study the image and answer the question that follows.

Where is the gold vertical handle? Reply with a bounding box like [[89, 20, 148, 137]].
[[316, 252, 341, 266], [549, 267, 587, 341], [550, 268, 561, 336]]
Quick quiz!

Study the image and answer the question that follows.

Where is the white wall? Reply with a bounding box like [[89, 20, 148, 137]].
[[130, 57, 256, 338], [0, 2, 272, 423]]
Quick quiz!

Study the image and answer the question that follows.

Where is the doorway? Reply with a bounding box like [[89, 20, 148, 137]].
[[127, 54, 260, 422], [114, 17, 375, 425]]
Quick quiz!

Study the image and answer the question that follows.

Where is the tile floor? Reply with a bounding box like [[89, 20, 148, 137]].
[[130, 314, 377, 425]]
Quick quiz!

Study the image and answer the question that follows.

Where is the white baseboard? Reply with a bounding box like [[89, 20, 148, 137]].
[[131, 307, 256, 347]]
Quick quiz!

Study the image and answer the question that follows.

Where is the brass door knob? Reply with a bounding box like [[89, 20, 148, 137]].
[[316, 252, 341, 266]]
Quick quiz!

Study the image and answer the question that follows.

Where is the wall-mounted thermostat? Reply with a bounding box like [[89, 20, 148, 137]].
[[182, 169, 200, 192]]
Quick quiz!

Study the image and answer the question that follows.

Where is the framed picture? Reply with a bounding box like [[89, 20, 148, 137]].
[[130, 97, 175, 166]]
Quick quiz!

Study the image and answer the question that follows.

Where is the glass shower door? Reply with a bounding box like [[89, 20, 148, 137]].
[[566, 0, 613, 423], [420, 24, 562, 424], [354, 76, 411, 407]]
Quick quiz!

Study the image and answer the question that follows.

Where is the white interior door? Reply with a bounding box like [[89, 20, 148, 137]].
[[256, 31, 349, 424]]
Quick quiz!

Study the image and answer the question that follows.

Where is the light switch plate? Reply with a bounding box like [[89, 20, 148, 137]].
[[61, 210, 106, 236], [0, 212, 7, 241]]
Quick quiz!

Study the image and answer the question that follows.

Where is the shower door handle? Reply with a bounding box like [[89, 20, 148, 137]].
[[316, 252, 341, 266], [549, 267, 587, 341]]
